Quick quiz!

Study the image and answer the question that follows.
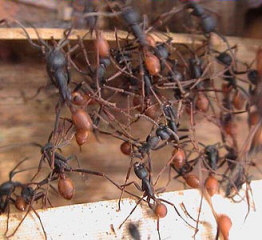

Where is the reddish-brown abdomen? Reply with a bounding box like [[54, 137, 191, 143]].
[[15, 196, 27, 211], [184, 174, 200, 188], [144, 52, 160, 76], [72, 109, 93, 131], [120, 141, 132, 155], [217, 214, 232, 240], [196, 93, 209, 112], [205, 175, 219, 196], [171, 148, 186, 170], [75, 129, 89, 146], [224, 121, 237, 137], [232, 91, 245, 110], [146, 34, 156, 47], [144, 104, 159, 119], [58, 176, 74, 200], [95, 34, 110, 57], [249, 111, 259, 126], [154, 203, 167, 218]]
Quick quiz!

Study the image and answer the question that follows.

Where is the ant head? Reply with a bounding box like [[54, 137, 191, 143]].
[[21, 186, 34, 203], [41, 142, 54, 154], [186, 2, 205, 17], [122, 6, 140, 25], [216, 52, 232, 66], [205, 144, 218, 153]]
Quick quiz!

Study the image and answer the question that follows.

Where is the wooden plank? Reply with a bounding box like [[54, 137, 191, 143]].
[[0, 180, 261, 240], [0, 28, 205, 44], [0, 28, 261, 52]]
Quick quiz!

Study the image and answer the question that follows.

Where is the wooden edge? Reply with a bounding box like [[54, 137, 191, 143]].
[[0, 180, 261, 240], [0, 28, 261, 48], [0, 28, 203, 43]]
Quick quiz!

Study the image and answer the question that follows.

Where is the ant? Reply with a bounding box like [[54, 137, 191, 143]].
[[17, 22, 72, 103], [0, 158, 37, 237], [119, 162, 195, 240], [7, 176, 57, 239]]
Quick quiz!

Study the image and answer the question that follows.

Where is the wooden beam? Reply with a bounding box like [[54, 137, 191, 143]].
[[0, 28, 258, 46], [0, 180, 261, 240]]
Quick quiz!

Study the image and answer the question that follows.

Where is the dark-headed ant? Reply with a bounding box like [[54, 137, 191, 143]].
[[119, 162, 195, 239]]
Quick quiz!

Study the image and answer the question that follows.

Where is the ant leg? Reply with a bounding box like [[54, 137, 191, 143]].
[[72, 168, 141, 199], [120, 181, 142, 191], [154, 154, 176, 186], [4, 200, 10, 236], [157, 217, 161, 240], [9, 157, 29, 180], [118, 156, 134, 211], [7, 205, 47, 240], [6, 206, 30, 238], [31, 206, 47, 239], [66, 155, 81, 168], [31, 155, 45, 181], [119, 197, 144, 229], [15, 21, 43, 50], [157, 198, 196, 230], [21, 85, 46, 101], [147, 153, 153, 183]]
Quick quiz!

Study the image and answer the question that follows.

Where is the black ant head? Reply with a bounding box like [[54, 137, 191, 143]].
[[163, 104, 176, 120], [156, 124, 171, 140], [122, 7, 140, 25], [134, 162, 148, 180], [248, 69, 259, 85], [205, 145, 219, 170], [46, 49, 67, 72], [205, 145, 218, 155], [21, 186, 34, 204], [201, 14, 216, 34], [41, 142, 54, 154], [186, 2, 205, 17], [216, 52, 232, 67]]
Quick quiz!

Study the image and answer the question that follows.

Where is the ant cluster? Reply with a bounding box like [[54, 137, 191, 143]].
[[1, 1, 262, 239]]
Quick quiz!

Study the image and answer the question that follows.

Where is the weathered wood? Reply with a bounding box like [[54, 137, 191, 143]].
[[0, 180, 260, 240], [0, 28, 259, 45]]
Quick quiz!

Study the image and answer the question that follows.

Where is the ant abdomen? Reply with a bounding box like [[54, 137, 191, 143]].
[[184, 174, 200, 189], [217, 214, 232, 240], [120, 142, 132, 155], [71, 108, 93, 131], [58, 175, 74, 200], [205, 174, 219, 197], [15, 196, 27, 211], [144, 52, 161, 76], [171, 148, 186, 170], [75, 129, 89, 146], [95, 33, 110, 58], [154, 202, 167, 218]]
